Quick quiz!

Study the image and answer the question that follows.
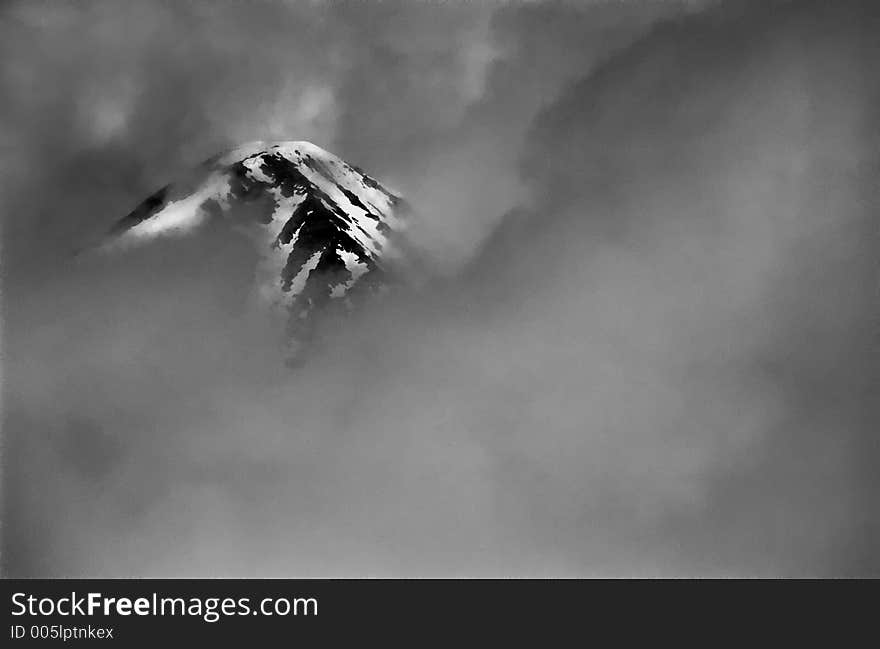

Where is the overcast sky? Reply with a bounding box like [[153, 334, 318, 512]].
[[2, 0, 878, 577]]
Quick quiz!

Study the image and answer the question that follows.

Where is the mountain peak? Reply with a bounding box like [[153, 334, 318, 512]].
[[102, 140, 413, 354]]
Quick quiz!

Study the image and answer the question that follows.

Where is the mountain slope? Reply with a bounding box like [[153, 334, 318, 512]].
[[103, 140, 412, 351]]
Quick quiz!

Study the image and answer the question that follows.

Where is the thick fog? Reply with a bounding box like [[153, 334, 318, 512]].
[[2, 0, 877, 577]]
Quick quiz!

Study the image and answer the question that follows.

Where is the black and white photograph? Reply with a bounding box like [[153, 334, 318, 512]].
[[1, 0, 878, 584]]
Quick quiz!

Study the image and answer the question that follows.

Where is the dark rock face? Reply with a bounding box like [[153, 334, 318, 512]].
[[102, 141, 412, 355]]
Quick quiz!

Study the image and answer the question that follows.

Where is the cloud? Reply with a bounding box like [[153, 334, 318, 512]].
[[2, 0, 878, 577]]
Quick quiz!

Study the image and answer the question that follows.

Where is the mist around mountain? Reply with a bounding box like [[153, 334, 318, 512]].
[[2, 0, 878, 578], [98, 141, 414, 357]]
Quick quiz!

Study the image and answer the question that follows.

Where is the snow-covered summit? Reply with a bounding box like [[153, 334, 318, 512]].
[[102, 140, 413, 350]]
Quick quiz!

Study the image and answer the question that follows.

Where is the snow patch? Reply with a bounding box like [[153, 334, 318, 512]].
[[117, 174, 231, 245]]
